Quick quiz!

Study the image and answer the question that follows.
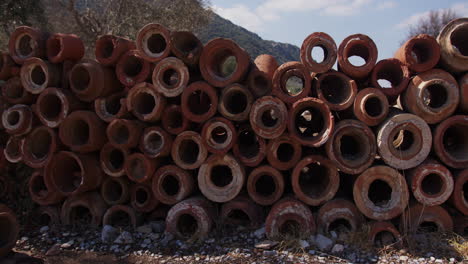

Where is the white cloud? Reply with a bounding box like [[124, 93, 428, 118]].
[[376, 1, 397, 10], [396, 2, 468, 30], [213, 4, 265, 32]]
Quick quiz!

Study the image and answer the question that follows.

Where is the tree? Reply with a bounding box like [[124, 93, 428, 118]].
[[403, 9, 460, 43]]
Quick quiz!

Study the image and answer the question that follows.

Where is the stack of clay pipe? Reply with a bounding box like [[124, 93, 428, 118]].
[[0, 18, 468, 256]]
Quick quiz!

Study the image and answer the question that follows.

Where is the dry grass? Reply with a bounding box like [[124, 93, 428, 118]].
[[448, 233, 468, 260]]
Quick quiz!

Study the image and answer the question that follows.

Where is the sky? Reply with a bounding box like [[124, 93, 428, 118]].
[[210, 0, 468, 60]]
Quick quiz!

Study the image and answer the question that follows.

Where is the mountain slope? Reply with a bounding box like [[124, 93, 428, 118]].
[[195, 13, 300, 64]]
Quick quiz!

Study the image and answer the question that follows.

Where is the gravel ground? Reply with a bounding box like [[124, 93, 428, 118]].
[[2, 223, 466, 264]]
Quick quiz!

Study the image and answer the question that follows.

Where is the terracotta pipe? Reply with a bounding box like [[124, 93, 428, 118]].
[[247, 54, 279, 97], [400, 204, 453, 234], [2, 77, 33, 104], [100, 176, 130, 205], [59, 111, 107, 153], [126, 82, 166, 122], [61, 192, 107, 227], [353, 88, 389, 126], [161, 105, 190, 135], [47, 33, 85, 63], [102, 205, 141, 229], [0, 204, 19, 258], [170, 31, 203, 66], [368, 221, 402, 248], [199, 38, 250, 87], [232, 124, 266, 167], [0, 175, 11, 200], [316, 199, 364, 238], [94, 91, 129, 123], [247, 165, 284, 206], [130, 183, 159, 213], [0, 52, 16, 80], [8, 26, 48, 64], [2, 104, 34, 136], [181, 81, 218, 123], [453, 216, 468, 236], [22, 126, 59, 168], [249, 96, 288, 139], [266, 133, 302, 171], [370, 58, 410, 99], [139, 126, 172, 158], [125, 152, 158, 183], [152, 57, 189, 97], [106, 119, 144, 149], [4, 136, 23, 163], [136, 23, 172, 63], [353, 166, 409, 220], [28, 170, 64, 206], [301, 32, 337, 73], [100, 143, 129, 177], [148, 206, 169, 222], [201, 117, 236, 154], [220, 195, 263, 229], [115, 50, 152, 87], [152, 165, 194, 205], [20, 57, 60, 94], [315, 71, 357, 111], [35, 206, 61, 226], [337, 34, 378, 79], [171, 131, 207, 170], [265, 197, 316, 240], [437, 18, 468, 73], [449, 169, 468, 215], [218, 83, 254, 122], [198, 154, 245, 203], [95, 35, 135, 66], [459, 73, 468, 113], [272, 61, 311, 104], [433, 115, 468, 168], [35, 87, 84, 128], [395, 34, 440, 73]]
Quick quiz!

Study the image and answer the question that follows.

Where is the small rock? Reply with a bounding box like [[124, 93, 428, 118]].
[[254, 227, 265, 239], [435, 260, 443, 263], [399, 256, 408, 261], [40, 226, 49, 234], [314, 234, 333, 251], [150, 221, 165, 233], [308, 250, 316, 255], [136, 225, 152, 234], [263, 250, 277, 256], [205, 238, 215, 244], [255, 240, 278, 249], [63, 232, 70, 237], [160, 232, 174, 246], [449, 258, 455, 262], [299, 240, 310, 248], [101, 225, 119, 243], [61, 240, 74, 248], [114, 231, 134, 244], [330, 231, 338, 239], [46, 244, 61, 256], [331, 244, 344, 253], [20, 237, 28, 241]]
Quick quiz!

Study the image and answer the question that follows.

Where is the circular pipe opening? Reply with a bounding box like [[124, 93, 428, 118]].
[[178, 139, 199, 164], [376, 63, 403, 89], [28, 129, 52, 159], [368, 179, 392, 207], [109, 149, 124, 170], [320, 75, 350, 104], [69, 205, 91, 226], [411, 40, 432, 64], [104, 95, 122, 115], [328, 218, 352, 235], [210, 165, 233, 187], [53, 154, 82, 193], [7, 111, 20, 126], [39, 94, 62, 120], [295, 108, 324, 139], [110, 123, 129, 145], [162, 69, 179, 88], [107, 210, 131, 228], [135, 187, 149, 206], [450, 26, 468, 56], [224, 90, 247, 114], [211, 126, 227, 144], [340, 134, 364, 161], [31, 65, 46, 86], [18, 34, 33, 56], [69, 119, 90, 146], [261, 108, 279, 128], [423, 83, 447, 109], [347, 43, 369, 66], [285, 76, 304, 96], [100, 39, 114, 58], [145, 131, 163, 154], [255, 174, 276, 197], [146, 34, 167, 55], [392, 129, 414, 152], [187, 90, 211, 115], [443, 124, 468, 161], [0, 216, 14, 247], [226, 209, 251, 226], [364, 97, 382, 117], [278, 220, 301, 238], [38, 213, 52, 226], [103, 180, 123, 203], [31, 174, 48, 198], [238, 130, 260, 159], [311, 45, 326, 63], [133, 92, 156, 115], [177, 213, 198, 238], [277, 143, 294, 162], [173, 33, 198, 54], [299, 163, 330, 199], [212, 53, 237, 78], [162, 174, 180, 196], [421, 173, 443, 196], [123, 56, 143, 77], [374, 231, 396, 247], [128, 158, 146, 181], [70, 66, 90, 91]]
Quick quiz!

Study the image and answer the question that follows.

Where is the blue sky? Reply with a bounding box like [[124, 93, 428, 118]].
[[211, 0, 468, 60]]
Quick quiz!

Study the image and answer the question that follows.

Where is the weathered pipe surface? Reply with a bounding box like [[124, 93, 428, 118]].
[[46, 151, 104, 196], [266, 133, 302, 171], [220, 195, 263, 229], [353, 88, 389, 127], [201, 117, 236, 154], [0, 204, 19, 258], [232, 124, 266, 167], [0, 52, 16, 80], [60, 192, 107, 227], [95, 35, 135, 66], [395, 34, 440, 73], [247, 165, 284, 206], [69, 60, 121, 102], [247, 54, 279, 98], [337, 34, 378, 79], [368, 221, 402, 248], [249, 96, 288, 139], [4, 136, 23, 163], [181, 81, 218, 123], [291, 155, 339, 206], [407, 159, 454, 206], [316, 199, 364, 237], [459, 73, 468, 112], [22, 126, 59, 168], [2, 77, 33, 105], [272, 61, 311, 104], [161, 105, 190, 135], [301, 32, 337, 73], [136, 23, 172, 63], [107, 119, 144, 149], [102, 205, 141, 229], [325, 119, 376, 175], [400, 204, 453, 234], [8, 26, 48, 64], [94, 91, 129, 123], [353, 166, 409, 221], [152, 165, 194, 205], [315, 71, 357, 111], [152, 57, 189, 97], [450, 169, 468, 215], [100, 176, 130, 205], [116, 50, 152, 87], [100, 143, 129, 177], [166, 197, 216, 241], [288, 97, 334, 147], [28, 170, 64, 206], [433, 115, 468, 168], [127, 82, 166, 122], [47, 33, 85, 63], [2, 104, 34, 136], [139, 126, 173, 158], [198, 154, 245, 203], [218, 83, 254, 122], [59, 111, 106, 153], [265, 197, 316, 240], [437, 18, 468, 73], [401, 69, 459, 124], [170, 31, 203, 66], [125, 153, 158, 183], [130, 183, 159, 213], [370, 58, 410, 98], [171, 131, 207, 170], [199, 38, 250, 87], [36, 87, 84, 128], [377, 111, 432, 170]]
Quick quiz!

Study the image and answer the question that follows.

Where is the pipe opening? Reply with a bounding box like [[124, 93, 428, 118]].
[[224, 90, 247, 114], [39, 94, 62, 120], [422, 83, 447, 109], [417, 221, 439, 233], [178, 139, 199, 164], [70, 205, 91, 226], [311, 45, 326, 63], [368, 179, 392, 207], [162, 68, 179, 88], [364, 97, 382, 117], [320, 75, 350, 104], [253, 75, 268, 93], [71, 66, 90, 91], [255, 174, 276, 196], [162, 174, 180, 196], [107, 210, 131, 227], [6, 139, 20, 158], [450, 26, 468, 56], [376, 63, 403, 89], [421, 173, 443, 196], [128, 157, 146, 180], [213, 53, 237, 78], [411, 40, 432, 64], [277, 143, 294, 162], [110, 123, 129, 145], [392, 130, 414, 151], [226, 209, 251, 226], [7, 111, 20, 126], [299, 163, 330, 199], [4, 82, 24, 99], [109, 149, 124, 170], [18, 34, 33, 57], [340, 134, 364, 161], [28, 129, 51, 159], [145, 131, 163, 154], [104, 95, 122, 115], [188, 90, 211, 115], [133, 92, 155, 115], [31, 174, 48, 198], [261, 108, 279, 127], [0, 216, 14, 247], [210, 165, 233, 187], [278, 220, 301, 238], [100, 39, 114, 58], [53, 154, 82, 193], [347, 43, 369, 66], [147, 34, 166, 55], [173, 33, 198, 54], [177, 213, 198, 238], [464, 182, 467, 202], [442, 124, 468, 160], [374, 231, 396, 247], [211, 126, 227, 144], [285, 76, 304, 96], [69, 119, 89, 146], [166, 109, 182, 129], [328, 218, 352, 235], [135, 187, 149, 205], [103, 179, 123, 203], [295, 108, 324, 138], [123, 56, 143, 77], [38, 213, 52, 226], [238, 130, 260, 158], [48, 38, 61, 58]]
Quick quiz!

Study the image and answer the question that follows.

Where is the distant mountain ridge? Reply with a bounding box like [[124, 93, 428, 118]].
[[195, 12, 300, 64]]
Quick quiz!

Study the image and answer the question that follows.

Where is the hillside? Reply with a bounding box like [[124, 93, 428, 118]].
[[195, 12, 300, 64]]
